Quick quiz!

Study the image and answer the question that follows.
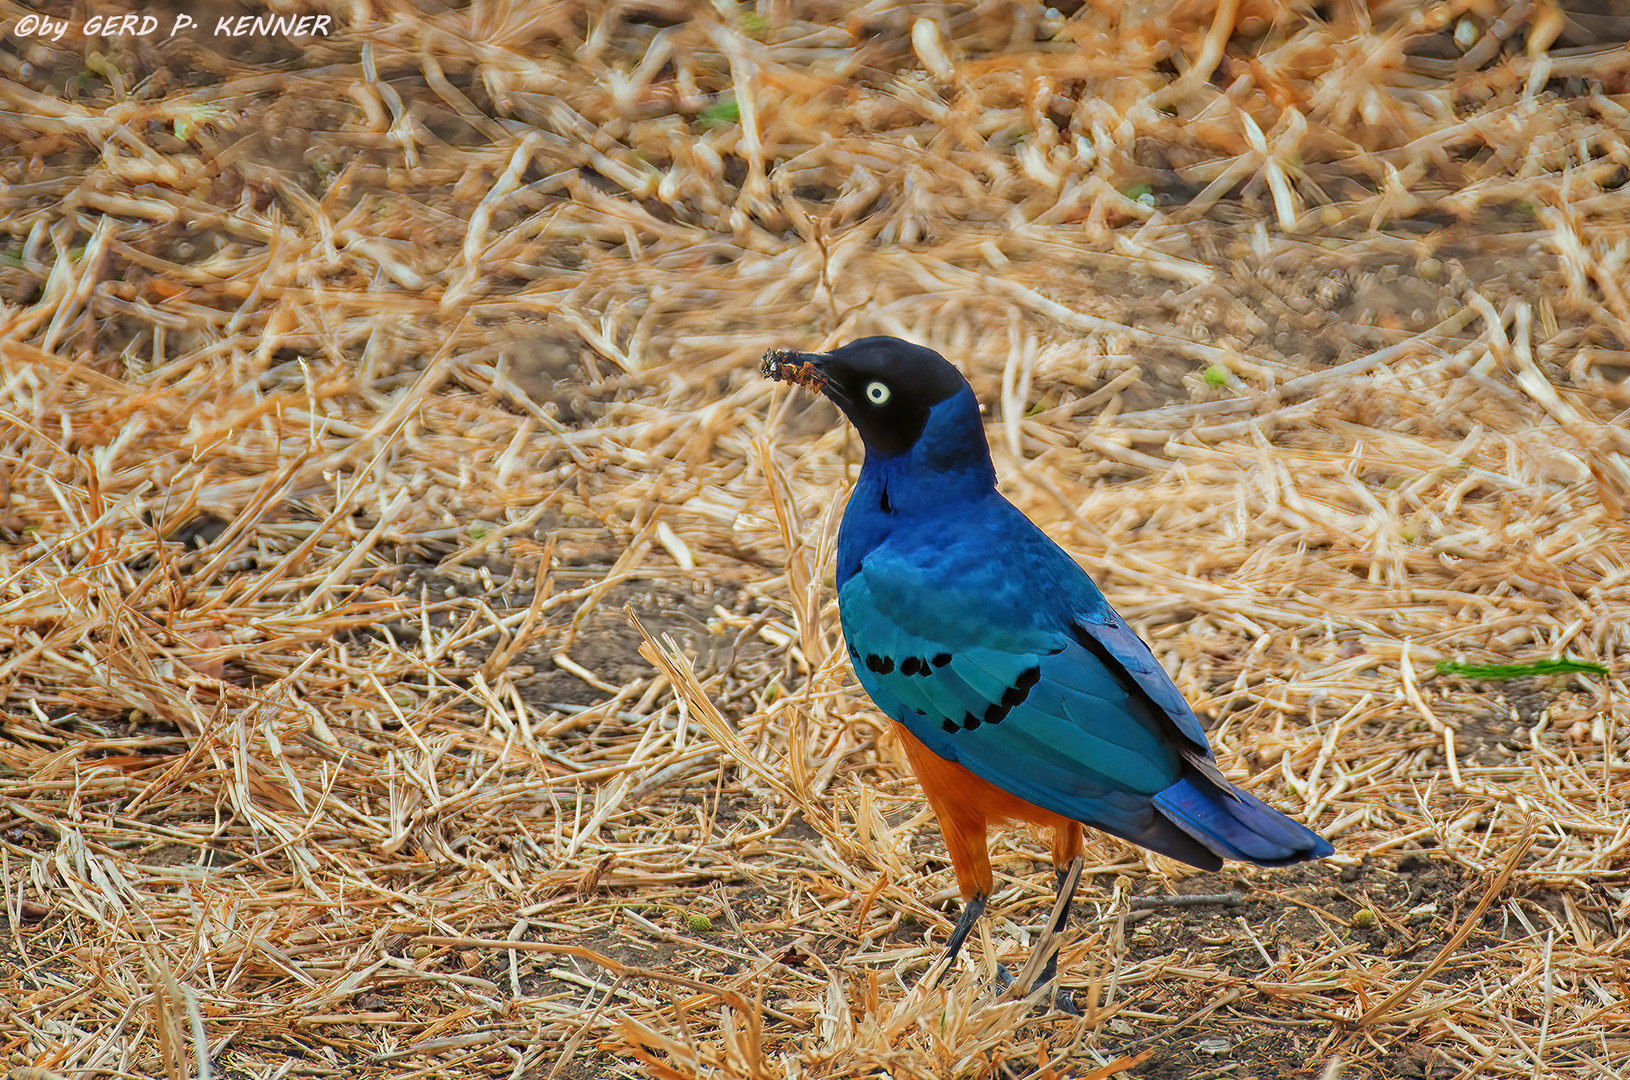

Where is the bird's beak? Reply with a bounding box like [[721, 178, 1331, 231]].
[[761, 348, 826, 392]]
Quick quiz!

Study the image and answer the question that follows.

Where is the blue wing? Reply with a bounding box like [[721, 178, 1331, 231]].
[[840, 497, 1330, 869]]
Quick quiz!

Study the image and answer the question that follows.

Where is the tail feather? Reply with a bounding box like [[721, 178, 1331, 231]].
[[1153, 777, 1333, 867]]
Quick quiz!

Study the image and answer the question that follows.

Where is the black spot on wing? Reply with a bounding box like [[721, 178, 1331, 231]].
[[871, 655, 935, 676], [932, 653, 951, 667], [951, 664, 1042, 731]]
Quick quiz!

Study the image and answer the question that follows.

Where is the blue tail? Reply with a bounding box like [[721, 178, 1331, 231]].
[[1153, 778, 1333, 867]]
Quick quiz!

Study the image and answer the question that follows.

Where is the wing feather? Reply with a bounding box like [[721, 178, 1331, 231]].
[[832, 478, 1325, 869], [841, 567, 1194, 829]]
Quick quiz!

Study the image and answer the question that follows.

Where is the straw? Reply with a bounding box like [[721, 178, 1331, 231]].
[[2, 1, 1628, 1076]]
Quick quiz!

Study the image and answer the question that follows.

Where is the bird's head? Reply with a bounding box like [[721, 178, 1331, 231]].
[[761, 336, 982, 462]]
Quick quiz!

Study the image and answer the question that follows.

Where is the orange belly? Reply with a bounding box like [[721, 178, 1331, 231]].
[[894, 722, 1083, 900]]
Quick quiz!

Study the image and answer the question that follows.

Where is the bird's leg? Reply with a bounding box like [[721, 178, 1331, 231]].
[[1035, 856, 1082, 986], [1033, 855, 1084, 1014], [931, 891, 988, 986]]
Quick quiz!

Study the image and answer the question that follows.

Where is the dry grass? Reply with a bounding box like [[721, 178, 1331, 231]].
[[2, 1, 1630, 1077]]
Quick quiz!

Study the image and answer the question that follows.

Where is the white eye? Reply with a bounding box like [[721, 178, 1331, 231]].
[[865, 381, 891, 405]]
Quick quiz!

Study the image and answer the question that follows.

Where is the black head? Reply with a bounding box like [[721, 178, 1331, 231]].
[[761, 336, 969, 456]]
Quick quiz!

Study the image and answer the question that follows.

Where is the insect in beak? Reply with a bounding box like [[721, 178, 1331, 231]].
[[761, 349, 826, 392]]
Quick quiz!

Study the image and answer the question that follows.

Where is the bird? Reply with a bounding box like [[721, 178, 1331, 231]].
[[762, 335, 1332, 1008]]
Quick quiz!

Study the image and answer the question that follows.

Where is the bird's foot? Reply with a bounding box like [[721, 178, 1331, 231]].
[[993, 962, 1079, 1016]]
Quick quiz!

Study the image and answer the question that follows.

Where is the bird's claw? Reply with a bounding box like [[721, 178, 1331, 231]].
[[993, 961, 1079, 1015]]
